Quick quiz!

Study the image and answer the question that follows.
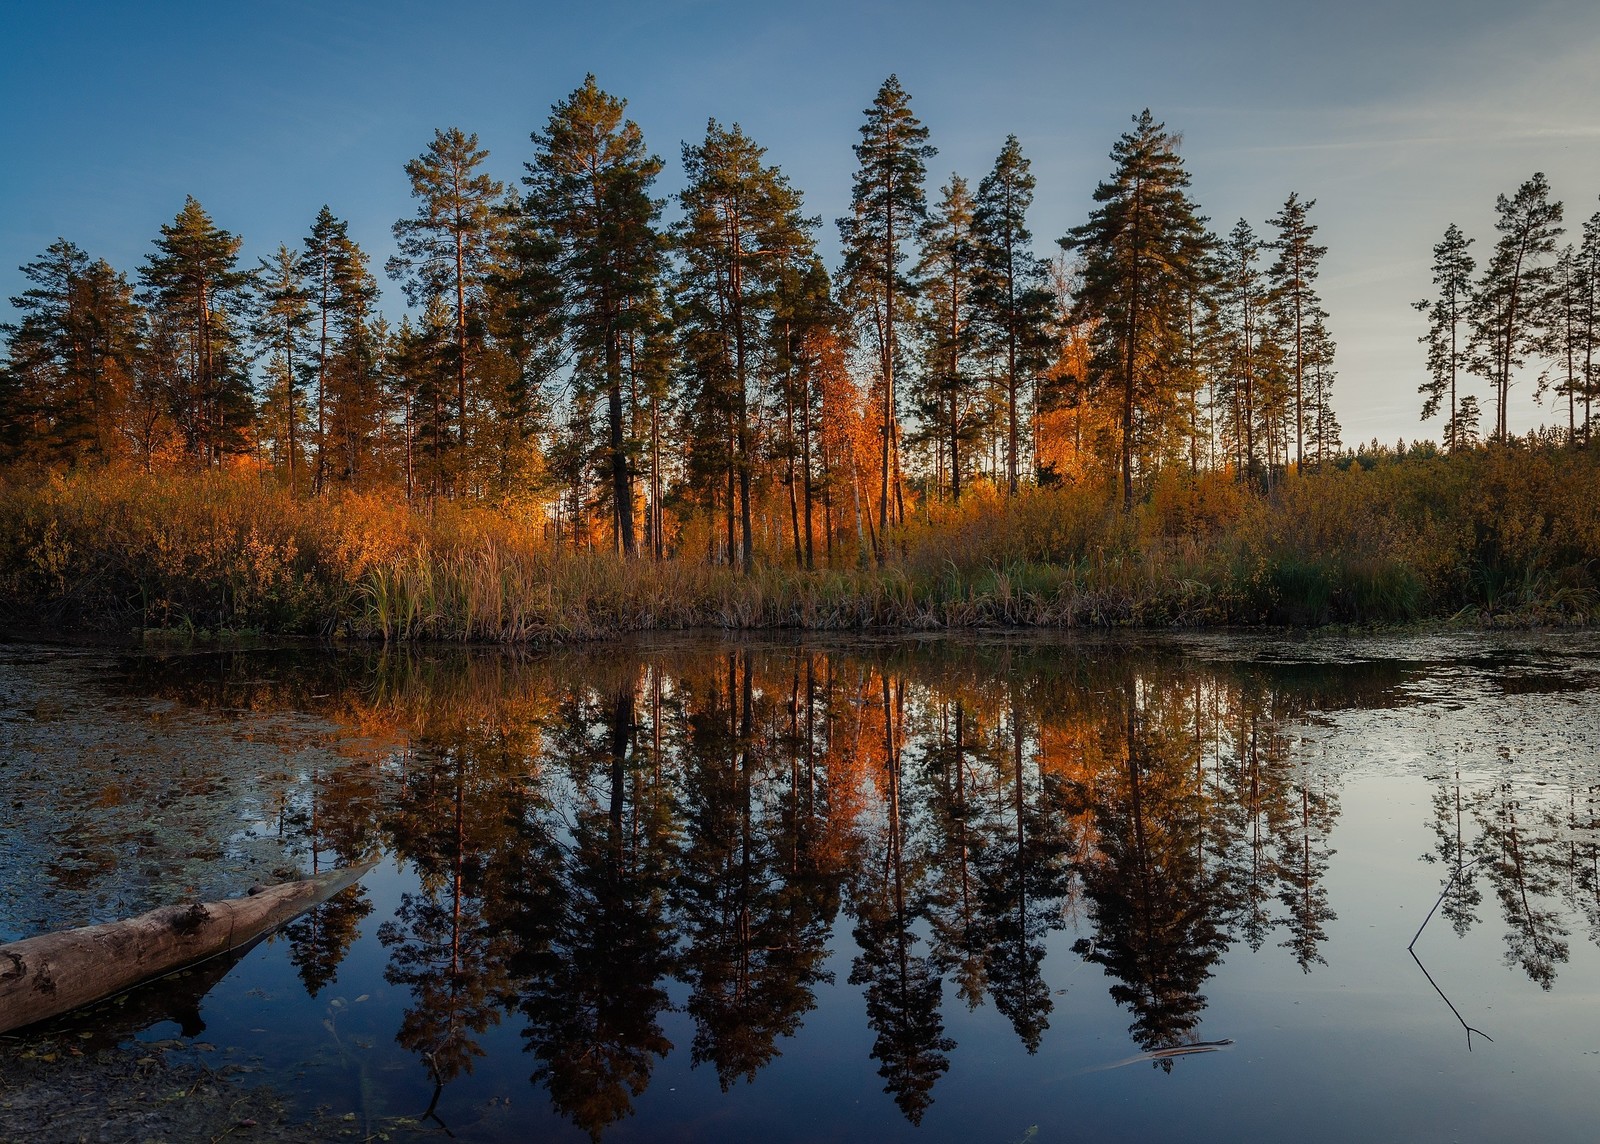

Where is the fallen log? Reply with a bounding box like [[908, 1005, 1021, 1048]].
[[0, 862, 375, 1036]]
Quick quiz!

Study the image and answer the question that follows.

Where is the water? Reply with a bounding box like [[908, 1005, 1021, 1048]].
[[3, 632, 1600, 1142]]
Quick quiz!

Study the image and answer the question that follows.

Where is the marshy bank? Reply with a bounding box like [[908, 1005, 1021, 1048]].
[[1, 442, 1596, 644]]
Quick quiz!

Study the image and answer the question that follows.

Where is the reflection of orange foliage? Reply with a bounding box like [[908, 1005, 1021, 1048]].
[[813, 659, 880, 868]]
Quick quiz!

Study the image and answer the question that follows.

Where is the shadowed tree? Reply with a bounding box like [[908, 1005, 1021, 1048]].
[[1415, 223, 1478, 451], [973, 136, 1055, 493], [304, 207, 381, 490], [675, 120, 815, 571], [1062, 111, 1210, 508], [1218, 218, 1268, 483], [1580, 203, 1600, 442], [839, 76, 935, 554], [2, 239, 142, 465], [1548, 244, 1590, 444], [1471, 173, 1563, 441], [913, 175, 982, 502], [388, 128, 504, 489], [1265, 193, 1329, 470], [139, 197, 255, 466], [522, 75, 666, 558], [250, 245, 313, 491]]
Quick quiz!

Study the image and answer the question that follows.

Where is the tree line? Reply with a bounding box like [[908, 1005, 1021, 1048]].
[[1415, 173, 1600, 450], [15, 74, 1579, 567]]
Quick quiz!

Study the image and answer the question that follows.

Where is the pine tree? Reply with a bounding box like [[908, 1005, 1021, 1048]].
[[1471, 173, 1563, 441], [771, 255, 836, 567], [1304, 314, 1341, 462], [1580, 203, 1600, 443], [139, 197, 256, 466], [1547, 245, 1587, 444], [304, 207, 379, 490], [1265, 193, 1328, 469], [913, 175, 981, 502], [675, 120, 815, 571], [838, 75, 936, 553], [251, 244, 313, 490], [973, 136, 1054, 493], [388, 301, 456, 498], [3, 240, 142, 464], [481, 194, 563, 506], [1061, 110, 1210, 507], [387, 129, 504, 486], [522, 76, 665, 557], [1414, 223, 1477, 452], [1218, 218, 1268, 481]]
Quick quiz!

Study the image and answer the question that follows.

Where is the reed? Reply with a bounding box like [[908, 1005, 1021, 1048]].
[[1, 442, 1595, 643]]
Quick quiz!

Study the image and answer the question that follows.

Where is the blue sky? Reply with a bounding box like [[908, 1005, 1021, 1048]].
[[4, 0, 1599, 444]]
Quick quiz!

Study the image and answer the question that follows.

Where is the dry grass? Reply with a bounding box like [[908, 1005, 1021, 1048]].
[[1, 444, 1595, 642]]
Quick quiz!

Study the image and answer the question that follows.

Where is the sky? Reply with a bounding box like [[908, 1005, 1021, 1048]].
[[4, 0, 1599, 446]]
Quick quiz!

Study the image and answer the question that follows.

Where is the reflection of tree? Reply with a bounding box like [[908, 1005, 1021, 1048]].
[[378, 727, 529, 1105], [1566, 782, 1600, 950], [1424, 762, 1483, 937], [514, 679, 677, 1141], [973, 698, 1072, 1053], [1276, 766, 1338, 971], [282, 760, 383, 996], [1421, 757, 1600, 990], [920, 699, 993, 1010], [285, 887, 373, 998], [1478, 784, 1569, 989], [847, 675, 953, 1125], [91, 638, 1383, 1115], [1215, 693, 1294, 953], [1068, 675, 1229, 1058], [672, 652, 834, 1089]]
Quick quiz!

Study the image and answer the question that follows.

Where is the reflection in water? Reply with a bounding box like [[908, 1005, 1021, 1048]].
[[12, 638, 1600, 1136], [1422, 757, 1595, 991]]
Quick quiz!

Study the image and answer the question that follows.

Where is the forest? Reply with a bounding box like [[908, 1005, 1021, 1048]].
[[2, 76, 1598, 636]]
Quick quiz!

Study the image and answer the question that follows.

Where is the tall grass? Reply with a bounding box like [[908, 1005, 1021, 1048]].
[[1, 445, 1595, 642]]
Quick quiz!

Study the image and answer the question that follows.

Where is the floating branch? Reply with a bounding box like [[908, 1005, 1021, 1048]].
[[1408, 857, 1493, 1051]]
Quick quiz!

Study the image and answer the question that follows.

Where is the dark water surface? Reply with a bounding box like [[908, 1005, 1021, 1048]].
[[4, 632, 1600, 1142]]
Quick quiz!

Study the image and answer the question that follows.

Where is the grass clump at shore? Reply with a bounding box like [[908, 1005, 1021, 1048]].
[[0, 444, 1595, 643]]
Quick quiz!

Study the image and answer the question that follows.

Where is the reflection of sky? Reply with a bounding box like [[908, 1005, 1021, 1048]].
[[6, 1, 1600, 444]]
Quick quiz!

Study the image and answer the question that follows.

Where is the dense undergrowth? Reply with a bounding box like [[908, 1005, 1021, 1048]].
[[0, 445, 1595, 642]]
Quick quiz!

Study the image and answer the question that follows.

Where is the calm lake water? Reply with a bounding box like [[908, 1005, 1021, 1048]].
[[4, 632, 1600, 1142]]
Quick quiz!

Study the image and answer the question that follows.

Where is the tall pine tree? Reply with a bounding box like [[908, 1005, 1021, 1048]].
[[1063, 111, 1210, 507], [139, 197, 255, 467], [973, 136, 1054, 493], [1470, 173, 1563, 441], [675, 120, 815, 571], [251, 244, 313, 490], [305, 207, 380, 490], [914, 175, 981, 502], [387, 129, 505, 488], [1265, 193, 1328, 470], [1415, 223, 1478, 451], [3, 240, 142, 464], [522, 76, 665, 557], [839, 75, 935, 554]]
